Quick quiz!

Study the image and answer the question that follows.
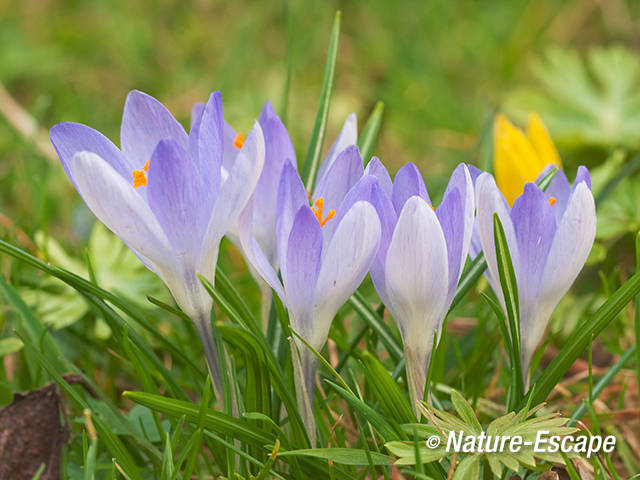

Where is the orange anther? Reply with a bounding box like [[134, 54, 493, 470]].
[[548, 197, 556, 206], [311, 198, 335, 228], [234, 133, 245, 149], [143, 160, 150, 172], [133, 169, 147, 189]]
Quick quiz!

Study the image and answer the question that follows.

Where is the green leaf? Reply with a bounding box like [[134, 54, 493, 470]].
[[493, 213, 524, 408], [301, 10, 341, 190], [0, 337, 23, 356], [360, 351, 415, 424], [504, 46, 640, 149], [358, 101, 384, 164], [123, 391, 275, 447], [278, 448, 391, 466], [325, 380, 403, 442], [450, 390, 482, 435], [452, 455, 480, 480]]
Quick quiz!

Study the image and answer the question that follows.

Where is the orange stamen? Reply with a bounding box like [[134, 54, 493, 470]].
[[133, 169, 147, 189], [143, 160, 150, 172], [311, 198, 335, 228], [234, 133, 245, 149], [548, 197, 556, 206]]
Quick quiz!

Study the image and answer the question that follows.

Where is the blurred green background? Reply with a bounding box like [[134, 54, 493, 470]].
[[1, 0, 639, 241]]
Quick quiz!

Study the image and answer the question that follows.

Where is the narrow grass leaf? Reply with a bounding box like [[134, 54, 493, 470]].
[[301, 10, 341, 190]]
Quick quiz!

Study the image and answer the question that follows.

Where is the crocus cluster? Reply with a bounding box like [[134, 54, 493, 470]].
[[51, 92, 596, 441]]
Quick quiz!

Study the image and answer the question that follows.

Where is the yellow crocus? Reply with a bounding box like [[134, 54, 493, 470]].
[[493, 112, 562, 205]]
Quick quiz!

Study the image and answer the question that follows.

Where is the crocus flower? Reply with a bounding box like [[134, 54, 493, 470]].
[[475, 167, 596, 384], [364, 161, 475, 414], [228, 110, 357, 324], [50, 90, 265, 398], [494, 113, 562, 205], [238, 150, 380, 443]]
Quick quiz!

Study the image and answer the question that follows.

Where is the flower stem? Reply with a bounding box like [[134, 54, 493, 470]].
[[193, 313, 224, 403]]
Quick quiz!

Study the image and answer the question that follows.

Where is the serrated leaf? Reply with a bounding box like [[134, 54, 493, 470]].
[[450, 390, 482, 435], [452, 455, 479, 480]]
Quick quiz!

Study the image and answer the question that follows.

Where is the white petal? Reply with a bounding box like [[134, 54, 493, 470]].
[[198, 121, 265, 280], [70, 151, 172, 270], [384, 196, 449, 347], [309, 201, 380, 350], [475, 173, 519, 308]]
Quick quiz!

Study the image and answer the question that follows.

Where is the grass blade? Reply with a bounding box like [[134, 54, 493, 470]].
[[492, 213, 524, 408], [358, 101, 384, 164], [301, 10, 341, 190]]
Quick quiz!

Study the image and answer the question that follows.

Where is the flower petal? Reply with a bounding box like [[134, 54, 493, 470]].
[[315, 113, 357, 185], [510, 183, 557, 343], [311, 201, 381, 350], [475, 173, 519, 307], [189, 91, 223, 209], [532, 182, 595, 362], [253, 102, 296, 264], [312, 145, 364, 214], [198, 121, 265, 280], [284, 206, 323, 333], [50, 122, 131, 182], [276, 160, 309, 283], [391, 163, 430, 214], [364, 156, 393, 197], [70, 151, 172, 270], [384, 196, 449, 344], [120, 90, 188, 169], [436, 164, 475, 306], [237, 201, 285, 300], [147, 139, 205, 261]]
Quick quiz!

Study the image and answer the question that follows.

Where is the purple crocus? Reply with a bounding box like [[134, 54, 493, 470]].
[[50, 90, 265, 398], [238, 150, 380, 443], [475, 167, 596, 384], [364, 161, 475, 414], [228, 109, 357, 325]]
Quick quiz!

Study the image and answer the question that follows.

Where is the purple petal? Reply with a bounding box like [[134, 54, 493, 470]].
[[222, 121, 240, 172], [573, 165, 591, 190], [536, 165, 571, 223], [258, 100, 277, 125], [312, 145, 364, 214], [69, 151, 171, 269], [437, 164, 475, 305], [315, 113, 358, 186], [252, 107, 296, 265], [120, 90, 188, 169], [510, 183, 557, 338], [50, 122, 131, 182], [147, 139, 205, 260], [365, 157, 393, 197], [190, 102, 205, 130], [284, 206, 323, 334], [367, 183, 398, 306], [276, 160, 309, 284], [391, 163, 430, 214], [189, 92, 223, 210], [237, 202, 285, 300], [199, 121, 265, 280]]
